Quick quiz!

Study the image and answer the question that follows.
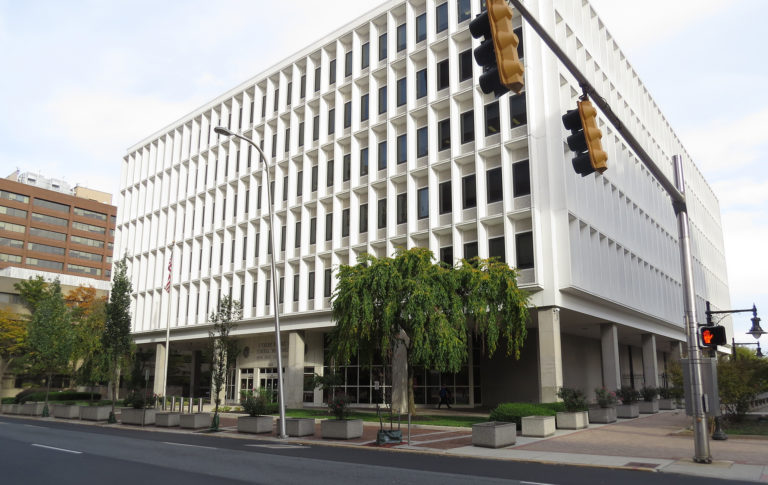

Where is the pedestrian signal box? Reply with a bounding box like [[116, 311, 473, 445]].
[[699, 325, 727, 348]]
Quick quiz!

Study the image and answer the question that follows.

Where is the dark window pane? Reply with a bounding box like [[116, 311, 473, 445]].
[[397, 134, 407, 164], [298, 122, 305, 147], [515, 27, 524, 59], [344, 101, 351, 128], [285, 127, 290, 152], [378, 86, 387, 114], [279, 277, 284, 304], [329, 59, 336, 85], [515, 232, 534, 269], [417, 127, 428, 157], [359, 203, 368, 233], [416, 13, 427, 43], [397, 23, 406, 51], [462, 174, 476, 209], [293, 274, 300, 302], [324, 269, 332, 297], [314, 66, 321, 92], [361, 94, 369, 121], [343, 154, 351, 181], [281, 225, 286, 251], [311, 165, 318, 191], [313, 115, 320, 140], [325, 213, 332, 241], [458, 0, 471, 22], [512, 160, 531, 197], [487, 167, 503, 203], [438, 119, 450, 151], [286, 82, 292, 106], [345, 51, 353, 77], [308, 271, 315, 299], [417, 187, 428, 219], [396, 193, 407, 224], [328, 108, 335, 135], [342, 208, 350, 237], [297, 171, 303, 197], [362, 42, 370, 69], [437, 59, 449, 90], [436, 3, 448, 33], [459, 49, 473, 81], [295, 221, 301, 248], [396, 77, 407, 107], [327, 159, 334, 187], [485, 101, 500, 135], [440, 246, 453, 266], [360, 148, 369, 176], [261, 95, 266, 117], [464, 241, 478, 260], [416, 69, 427, 99], [310, 217, 317, 244], [461, 110, 474, 144], [282, 175, 288, 201], [377, 198, 387, 229], [300, 74, 306, 98], [378, 141, 387, 170], [509, 94, 527, 127], [379, 33, 387, 60], [274, 88, 279, 112], [439, 181, 452, 214]]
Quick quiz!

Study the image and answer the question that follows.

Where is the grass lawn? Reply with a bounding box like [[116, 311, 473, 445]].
[[282, 408, 487, 428], [723, 418, 768, 436]]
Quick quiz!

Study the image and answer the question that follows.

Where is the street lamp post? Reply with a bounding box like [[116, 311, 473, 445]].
[[214, 126, 287, 439]]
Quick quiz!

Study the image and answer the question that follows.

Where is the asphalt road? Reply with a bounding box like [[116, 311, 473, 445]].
[[0, 417, 747, 485]]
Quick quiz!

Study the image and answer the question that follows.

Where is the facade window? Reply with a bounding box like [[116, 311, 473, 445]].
[[327, 159, 334, 187], [265, 280, 271, 306], [489, 236, 505, 263], [439, 181, 452, 214], [515, 27, 524, 58], [512, 160, 531, 197], [458, 0, 471, 22], [308, 271, 315, 300], [283, 176, 288, 201], [438, 119, 450, 151], [71, 235, 103, 248], [286, 82, 292, 106], [396, 193, 407, 225], [379, 32, 387, 60], [377, 199, 387, 229], [293, 274, 300, 302], [462, 174, 476, 209], [261, 95, 267, 117], [300, 74, 306, 98], [360, 147, 369, 176], [328, 108, 335, 135], [26, 257, 63, 271], [436, 3, 448, 33], [416, 127, 428, 157], [359, 203, 368, 233], [279, 277, 284, 304], [298, 122, 304, 147], [515, 232, 534, 269], [361, 42, 370, 69], [29, 242, 65, 256], [378, 141, 387, 171], [250, 100, 255, 123], [487, 167, 503, 203], [325, 213, 332, 241], [329, 59, 336, 85], [464, 241, 478, 260], [459, 49, 473, 81], [397, 23, 406, 52], [396, 77, 407, 107], [0, 253, 22, 264], [397, 134, 407, 165], [271, 133, 277, 158], [343, 101, 352, 128], [461, 110, 475, 144], [30, 227, 65, 241], [417, 187, 428, 220], [274, 88, 279, 112], [310, 217, 317, 244], [311, 165, 318, 192], [416, 69, 427, 99], [0, 190, 29, 204], [324, 269, 332, 298], [345, 50, 353, 78], [313, 115, 320, 141], [437, 59, 449, 90], [343, 154, 351, 182], [315, 66, 321, 92], [509, 94, 527, 127], [295, 221, 301, 248], [416, 13, 427, 43], [378, 85, 387, 114], [31, 212, 67, 226], [33, 198, 69, 213], [74, 207, 106, 221], [341, 208, 350, 237], [440, 246, 453, 266], [285, 127, 290, 153], [485, 101, 500, 135], [361, 94, 369, 121], [0, 237, 23, 249]]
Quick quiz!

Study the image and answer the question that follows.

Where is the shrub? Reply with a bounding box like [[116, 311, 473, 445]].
[[488, 402, 557, 427], [2, 397, 15, 404], [220, 406, 231, 413], [538, 401, 567, 413], [243, 388, 273, 417], [557, 388, 588, 412], [617, 387, 640, 404], [15, 390, 102, 404], [658, 387, 672, 399], [594, 388, 617, 408], [123, 391, 149, 409], [328, 394, 352, 420], [640, 386, 658, 402]]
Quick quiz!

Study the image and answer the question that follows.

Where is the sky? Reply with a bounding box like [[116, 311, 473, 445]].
[[0, 0, 765, 350]]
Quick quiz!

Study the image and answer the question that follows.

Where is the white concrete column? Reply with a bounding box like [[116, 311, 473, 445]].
[[285, 332, 305, 408], [670, 341, 685, 361], [153, 343, 167, 396], [600, 323, 621, 390], [537, 307, 563, 403], [642, 334, 659, 388]]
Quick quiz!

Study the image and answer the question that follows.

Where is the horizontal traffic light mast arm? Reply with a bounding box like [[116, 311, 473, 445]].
[[507, 0, 686, 211]]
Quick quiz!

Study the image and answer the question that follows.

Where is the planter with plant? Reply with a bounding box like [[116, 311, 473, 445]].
[[657, 387, 675, 410], [555, 387, 589, 429], [80, 403, 112, 421], [238, 388, 274, 434], [638, 386, 659, 414], [588, 388, 617, 423], [120, 393, 156, 426], [321, 394, 363, 439], [616, 387, 640, 418], [52, 404, 81, 419]]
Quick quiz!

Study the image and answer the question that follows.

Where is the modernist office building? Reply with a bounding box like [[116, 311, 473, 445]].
[[119, 0, 730, 407]]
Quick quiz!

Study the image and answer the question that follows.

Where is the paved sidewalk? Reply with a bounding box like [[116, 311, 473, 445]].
[[3, 408, 767, 483]]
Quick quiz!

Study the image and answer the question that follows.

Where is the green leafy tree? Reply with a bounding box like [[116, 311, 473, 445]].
[[208, 296, 241, 430], [718, 347, 768, 420], [67, 286, 109, 399], [103, 258, 134, 422], [27, 279, 74, 415], [14, 275, 48, 314], [0, 307, 27, 398]]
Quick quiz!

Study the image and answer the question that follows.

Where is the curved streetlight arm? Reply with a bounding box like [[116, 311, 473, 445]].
[[214, 126, 287, 438]]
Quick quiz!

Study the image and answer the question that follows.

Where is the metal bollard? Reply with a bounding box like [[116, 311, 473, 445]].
[[171, 396, 176, 412], [180, 397, 184, 413], [187, 397, 192, 413], [197, 398, 202, 413]]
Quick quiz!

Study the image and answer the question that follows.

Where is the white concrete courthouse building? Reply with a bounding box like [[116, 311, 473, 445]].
[[117, 0, 731, 408]]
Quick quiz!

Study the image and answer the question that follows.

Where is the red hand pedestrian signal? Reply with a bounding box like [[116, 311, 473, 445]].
[[699, 325, 727, 348]]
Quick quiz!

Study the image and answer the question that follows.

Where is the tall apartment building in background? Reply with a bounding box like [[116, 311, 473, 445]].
[[118, 0, 730, 407]]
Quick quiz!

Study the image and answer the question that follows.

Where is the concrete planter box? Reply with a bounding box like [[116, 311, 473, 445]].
[[472, 421, 517, 448], [1, 403, 14, 414], [521, 415, 556, 437], [639, 401, 659, 414], [588, 407, 617, 424], [556, 411, 589, 430], [80, 405, 112, 421], [180, 413, 211, 429], [120, 407, 157, 426], [21, 402, 45, 416], [238, 416, 273, 434], [155, 412, 181, 427], [276, 418, 315, 437], [617, 403, 639, 418], [321, 419, 363, 440], [658, 398, 676, 410], [676, 399, 685, 409], [53, 405, 81, 419]]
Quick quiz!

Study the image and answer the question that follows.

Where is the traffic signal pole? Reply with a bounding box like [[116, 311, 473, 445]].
[[505, 0, 712, 462]]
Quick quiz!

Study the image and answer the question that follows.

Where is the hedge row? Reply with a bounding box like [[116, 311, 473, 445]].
[[15, 390, 101, 404], [488, 402, 564, 426]]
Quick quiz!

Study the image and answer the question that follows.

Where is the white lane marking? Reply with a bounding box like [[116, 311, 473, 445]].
[[246, 444, 306, 449], [162, 441, 217, 450], [31, 444, 82, 454], [24, 424, 44, 429]]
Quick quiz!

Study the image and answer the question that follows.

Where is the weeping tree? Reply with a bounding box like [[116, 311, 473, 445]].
[[329, 248, 530, 414], [103, 258, 133, 423], [208, 296, 241, 430]]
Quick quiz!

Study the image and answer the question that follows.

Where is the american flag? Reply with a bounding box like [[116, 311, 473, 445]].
[[164, 251, 173, 293]]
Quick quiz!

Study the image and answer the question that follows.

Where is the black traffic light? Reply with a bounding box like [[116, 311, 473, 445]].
[[469, 0, 524, 96], [562, 98, 608, 176], [699, 325, 727, 348]]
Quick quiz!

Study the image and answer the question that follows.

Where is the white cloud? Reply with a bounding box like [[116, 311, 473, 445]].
[[712, 178, 768, 209]]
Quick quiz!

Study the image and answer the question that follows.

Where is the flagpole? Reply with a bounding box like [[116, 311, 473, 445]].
[[162, 245, 173, 401]]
